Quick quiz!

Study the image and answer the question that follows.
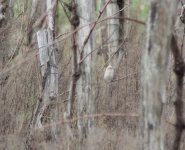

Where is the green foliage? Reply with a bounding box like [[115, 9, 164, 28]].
[[57, 2, 68, 24], [57, 0, 71, 32], [132, 0, 148, 19]]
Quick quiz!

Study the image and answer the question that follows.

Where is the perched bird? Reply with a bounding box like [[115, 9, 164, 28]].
[[104, 65, 114, 82]]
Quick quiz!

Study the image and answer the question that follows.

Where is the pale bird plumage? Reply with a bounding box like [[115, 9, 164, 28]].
[[104, 65, 114, 82]]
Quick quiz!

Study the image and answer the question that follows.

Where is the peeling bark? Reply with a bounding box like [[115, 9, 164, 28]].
[[30, 0, 58, 143]]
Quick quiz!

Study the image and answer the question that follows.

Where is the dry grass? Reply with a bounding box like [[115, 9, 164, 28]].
[[0, 2, 185, 150]]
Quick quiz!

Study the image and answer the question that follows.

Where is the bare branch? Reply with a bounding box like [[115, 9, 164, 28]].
[[80, 0, 112, 54]]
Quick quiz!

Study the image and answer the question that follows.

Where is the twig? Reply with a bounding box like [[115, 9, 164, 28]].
[[0, 111, 181, 139], [59, 0, 71, 23], [0, 14, 145, 79], [80, 0, 112, 54], [5, 36, 24, 67], [97, 39, 126, 73]]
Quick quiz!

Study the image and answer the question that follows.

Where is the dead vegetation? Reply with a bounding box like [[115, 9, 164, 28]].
[[0, 1, 185, 150]]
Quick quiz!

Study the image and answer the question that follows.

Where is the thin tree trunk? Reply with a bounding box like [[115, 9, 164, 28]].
[[64, 1, 79, 150], [105, 1, 124, 99], [33, 29, 50, 128], [31, 0, 58, 142], [106, 1, 124, 70], [140, 1, 178, 150], [47, 0, 58, 100]]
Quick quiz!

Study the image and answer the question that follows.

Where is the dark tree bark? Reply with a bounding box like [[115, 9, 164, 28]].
[[171, 34, 185, 150]]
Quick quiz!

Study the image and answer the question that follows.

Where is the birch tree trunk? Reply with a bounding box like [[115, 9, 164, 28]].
[[104, 1, 124, 104], [76, 0, 96, 148], [47, 0, 58, 100], [140, 1, 178, 150], [31, 0, 58, 142], [105, 1, 124, 99]]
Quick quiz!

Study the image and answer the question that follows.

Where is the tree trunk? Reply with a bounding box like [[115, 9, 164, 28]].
[[171, 34, 185, 150], [31, 0, 58, 142], [47, 0, 58, 100], [140, 1, 178, 150], [106, 0, 124, 70], [63, 1, 80, 150], [76, 0, 96, 148]]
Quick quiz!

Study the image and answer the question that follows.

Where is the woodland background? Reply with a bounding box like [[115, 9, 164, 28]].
[[0, 0, 184, 150]]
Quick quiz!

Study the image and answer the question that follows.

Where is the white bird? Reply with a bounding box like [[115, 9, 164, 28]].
[[104, 65, 114, 82]]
